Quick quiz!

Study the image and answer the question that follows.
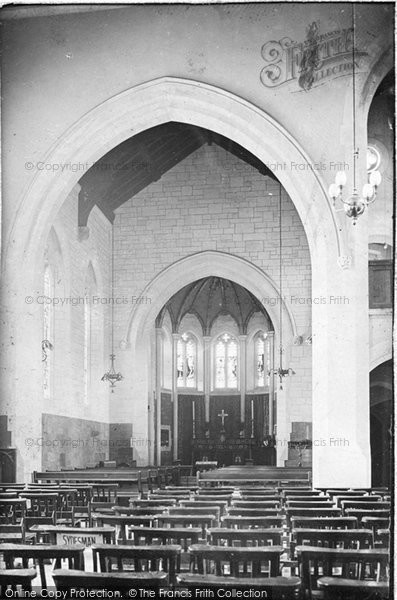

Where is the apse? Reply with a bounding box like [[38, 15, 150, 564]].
[[154, 276, 277, 466]]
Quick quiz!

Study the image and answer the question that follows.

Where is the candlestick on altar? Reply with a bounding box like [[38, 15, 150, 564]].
[[250, 399, 254, 438], [192, 400, 196, 439]]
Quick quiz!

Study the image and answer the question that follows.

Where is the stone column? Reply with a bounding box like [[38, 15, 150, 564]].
[[238, 335, 247, 425], [172, 334, 179, 461], [203, 336, 211, 424], [311, 214, 371, 487], [155, 328, 163, 466], [268, 332, 275, 437]]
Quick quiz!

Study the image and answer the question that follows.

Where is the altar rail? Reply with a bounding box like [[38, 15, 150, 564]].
[[197, 467, 311, 487]]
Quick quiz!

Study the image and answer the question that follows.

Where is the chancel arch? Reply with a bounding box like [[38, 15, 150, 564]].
[[153, 275, 277, 466]]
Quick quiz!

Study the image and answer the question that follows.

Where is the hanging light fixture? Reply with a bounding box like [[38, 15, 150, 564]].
[[101, 221, 123, 392], [328, 4, 381, 224], [272, 182, 295, 390]]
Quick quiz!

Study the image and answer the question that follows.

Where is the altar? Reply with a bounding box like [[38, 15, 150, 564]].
[[192, 437, 275, 467], [177, 393, 276, 467]]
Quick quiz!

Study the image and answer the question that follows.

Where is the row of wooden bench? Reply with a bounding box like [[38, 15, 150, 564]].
[[0, 541, 390, 599]]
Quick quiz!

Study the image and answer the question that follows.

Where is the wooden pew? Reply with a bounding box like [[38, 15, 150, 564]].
[[180, 500, 228, 515], [112, 506, 168, 516], [286, 508, 341, 528], [0, 543, 85, 588], [286, 500, 335, 509], [208, 527, 283, 547], [0, 484, 26, 491], [177, 574, 302, 598], [317, 576, 389, 599], [19, 492, 58, 517], [188, 544, 284, 577], [28, 524, 116, 545], [92, 514, 157, 543], [92, 543, 181, 584], [296, 546, 389, 600], [53, 569, 168, 592], [192, 495, 233, 505], [196, 488, 235, 497], [0, 524, 25, 543], [376, 530, 390, 549], [290, 517, 358, 530], [284, 495, 330, 503], [33, 469, 144, 494], [0, 569, 37, 594], [197, 467, 311, 488], [128, 526, 202, 549], [222, 516, 285, 529], [341, 500, 390, 513], [60, 484, 93, 505], [345, 509, 390, 526], [290, 529, 374, 559], [168, 506, 221, 516], [131, 499, 177, 508], [23, 515, 57, 543], [239, 495, 281, 502], [128, 526, 202, 571], [237, 489, 280, 496], [282, 489, 322, 497], [0, 499, 27, 524], [226, 507, 280, 517], [325, 489, 367, 497], [150, 489, 190, 497], [361, 517, 390, 546], [156, 513, 218, 536], [148, 493, 190, 501], [333, 494, 381, 507], [231, 500, 281, 509]]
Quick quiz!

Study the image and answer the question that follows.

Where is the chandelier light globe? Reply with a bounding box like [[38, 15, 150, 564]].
[[344, 192, 365, 224], [328, 183, 340, 202], [335, 170, 347, 187], [369, 170, 382, 188], [362, 183, 375, 202]]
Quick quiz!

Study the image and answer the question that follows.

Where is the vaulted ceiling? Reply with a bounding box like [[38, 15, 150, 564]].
[[157, 276, 273, 335], [78, 122, 276, 226]]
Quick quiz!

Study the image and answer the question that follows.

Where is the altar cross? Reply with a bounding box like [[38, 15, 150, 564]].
[[218, 409, 229, 427]]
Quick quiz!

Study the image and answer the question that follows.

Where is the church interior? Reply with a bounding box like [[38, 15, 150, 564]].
[[0, 2, 393, 597]]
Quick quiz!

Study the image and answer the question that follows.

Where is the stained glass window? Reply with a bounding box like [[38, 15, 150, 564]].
[[215, 333, 238, 389], [177, 333, 197, 388], [255, 332, 270, 388]]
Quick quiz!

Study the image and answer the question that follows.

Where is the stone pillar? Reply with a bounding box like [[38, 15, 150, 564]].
[[238, 335, 247, 425], [268, 332, 275, 437], [203, 336, 211, 424], [172, 334, 179, 461], [155, 328, 163, 466], [312, 215, 371, 487]]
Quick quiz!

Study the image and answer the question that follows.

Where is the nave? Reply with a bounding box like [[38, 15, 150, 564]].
[[0, 467, 391, 599]]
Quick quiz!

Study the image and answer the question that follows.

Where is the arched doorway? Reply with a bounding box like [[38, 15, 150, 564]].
[[370, 360, 392, 487]]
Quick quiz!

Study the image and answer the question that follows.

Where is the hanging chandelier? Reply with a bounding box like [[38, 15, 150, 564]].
[[328, 4, 381, 224], [271, 182, 295, 390], [101, 221, 123, 392]]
